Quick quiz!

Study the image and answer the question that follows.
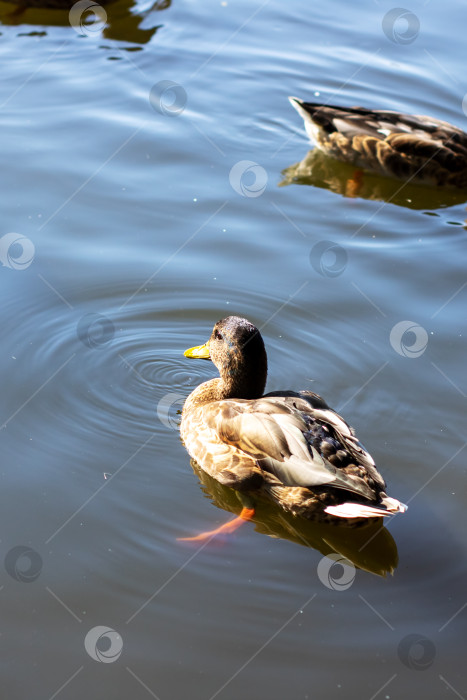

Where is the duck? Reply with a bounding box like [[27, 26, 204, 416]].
[[289, 97, 467, 189], [180, 316, 406, 540]]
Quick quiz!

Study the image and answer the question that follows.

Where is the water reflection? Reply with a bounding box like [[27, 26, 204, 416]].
[[280, 148, 467, 211], [188, 460, 399, 577], [0, 0, 168, 44]]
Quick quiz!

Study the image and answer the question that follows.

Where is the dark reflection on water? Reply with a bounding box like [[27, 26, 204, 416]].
[[280, 148, 467, 212], [186, 459, 399, 577], [0, 0, 168, 44]]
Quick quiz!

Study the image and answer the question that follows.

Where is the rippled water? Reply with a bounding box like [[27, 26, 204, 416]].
[[1, 0, 467, 698]]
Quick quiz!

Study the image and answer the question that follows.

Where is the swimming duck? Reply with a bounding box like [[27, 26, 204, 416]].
[[180, 316, 406, 539], [289, 97, 467, 188]]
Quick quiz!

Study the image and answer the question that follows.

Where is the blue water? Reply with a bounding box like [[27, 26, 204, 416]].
[[1, 0, 466, 697]]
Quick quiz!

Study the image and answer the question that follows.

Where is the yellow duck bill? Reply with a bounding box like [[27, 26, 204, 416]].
[[184, 341, 211, 359]]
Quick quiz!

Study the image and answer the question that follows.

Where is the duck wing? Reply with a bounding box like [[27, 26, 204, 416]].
[[203, 395, 381, 501], [291, 99, 467, 144]]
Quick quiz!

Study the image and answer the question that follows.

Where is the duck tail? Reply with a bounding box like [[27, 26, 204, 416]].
[[288, 96, 333, 121], [324, 497, 407, 519], [288, 97, 332, 144], [288, 96, 309, 119]]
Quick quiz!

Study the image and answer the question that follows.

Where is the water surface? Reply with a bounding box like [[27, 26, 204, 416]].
[[1, 0, 466, 698]]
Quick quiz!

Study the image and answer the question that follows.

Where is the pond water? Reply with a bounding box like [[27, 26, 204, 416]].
[[1, 0, 466, 698]]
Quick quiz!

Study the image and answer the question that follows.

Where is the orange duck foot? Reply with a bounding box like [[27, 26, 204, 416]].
[[346, 169, 364, 197], [177, 507, 255, 543]]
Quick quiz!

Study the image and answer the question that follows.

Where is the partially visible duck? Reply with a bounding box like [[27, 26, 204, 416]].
[[289, 97, 467, 188]]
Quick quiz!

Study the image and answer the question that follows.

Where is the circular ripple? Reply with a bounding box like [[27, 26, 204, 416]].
[[7, 281, 311, 452]]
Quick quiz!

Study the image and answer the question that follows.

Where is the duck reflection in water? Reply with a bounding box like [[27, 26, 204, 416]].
[[0, 0, 169, 44], [280, 148, 467, 211], [184, 459, 399, 578]]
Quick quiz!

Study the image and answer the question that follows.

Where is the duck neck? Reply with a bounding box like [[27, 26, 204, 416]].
[[219, 358, 267, 400], [185, 362, 267, 410]]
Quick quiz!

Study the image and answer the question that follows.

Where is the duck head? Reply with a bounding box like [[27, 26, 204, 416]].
[[184, 316, 268, 399]]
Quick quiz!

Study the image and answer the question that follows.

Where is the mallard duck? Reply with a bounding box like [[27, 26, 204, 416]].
[[289, 97, 467, 188], [180, 316, 406, 538]]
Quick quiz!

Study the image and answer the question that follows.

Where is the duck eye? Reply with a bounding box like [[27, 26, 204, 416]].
[[215, 330, 222, 340]]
